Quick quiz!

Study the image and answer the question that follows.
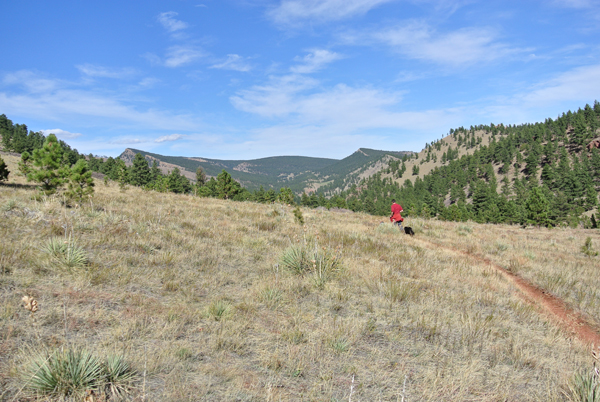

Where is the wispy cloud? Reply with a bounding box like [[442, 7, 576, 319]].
[[521, 64, 600, 105], [268, 0, 396, 26], [231, 74, 319, 117], [157, 11, 188, 33], [76, 64, 136, 79], [343, 21, 526, 67], [0, 70, 202, 132], [164, 45, 205, 68], [290, 49, 344, 74], [210, 54, 252, 72], [155, 134, 185, 143], [230, 73, 462, 156], [41, 128, 82, 139]]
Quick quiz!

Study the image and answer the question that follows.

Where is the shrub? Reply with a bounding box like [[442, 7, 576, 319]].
[[293, 206, 304, 225], [0, 156, 9, 182], [582, 237, 598, 258]]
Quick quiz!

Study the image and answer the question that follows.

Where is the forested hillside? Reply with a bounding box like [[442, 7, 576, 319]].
[[120, 148, 410, 193], [2, 102, 599, 228], [333, 102, 600, 228]]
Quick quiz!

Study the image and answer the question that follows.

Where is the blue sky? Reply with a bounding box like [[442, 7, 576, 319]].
[[1, 0, 600, 160]]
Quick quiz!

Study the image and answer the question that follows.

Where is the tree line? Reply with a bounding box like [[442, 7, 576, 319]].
[[0, 113, 294, 205], [323, 102, 600, 228]]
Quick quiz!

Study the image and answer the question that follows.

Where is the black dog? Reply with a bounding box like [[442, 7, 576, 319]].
[[404, 226, 414, 236]]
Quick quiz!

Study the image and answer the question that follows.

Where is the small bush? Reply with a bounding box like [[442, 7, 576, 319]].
[[293, 206, 304, 225], [582, 237, 598, 258]]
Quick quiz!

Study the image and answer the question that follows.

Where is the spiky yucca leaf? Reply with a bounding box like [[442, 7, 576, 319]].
[[567, 371, 600, 402], [24, 347, 103, 397], [42, 236, 88, 269], [104, 354, 138, 397]]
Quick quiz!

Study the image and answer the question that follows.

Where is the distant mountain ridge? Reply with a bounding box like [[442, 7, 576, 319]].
[[119, 148, 412, 192]]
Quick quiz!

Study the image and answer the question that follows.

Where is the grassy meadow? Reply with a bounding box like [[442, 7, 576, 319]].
[[1, 153, 600, 401]]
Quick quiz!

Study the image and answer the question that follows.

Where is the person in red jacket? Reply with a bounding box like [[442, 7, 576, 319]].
[[390, 199, 404, 228]]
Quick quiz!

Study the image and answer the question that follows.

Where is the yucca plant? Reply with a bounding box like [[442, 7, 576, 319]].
[[103, 354, 138, 398], [280, 245, 310, 274], [566, 370, 600, 402], [207, 299, 232, 321], [43, 235, 88, 270], [23, 347, 103, 398]]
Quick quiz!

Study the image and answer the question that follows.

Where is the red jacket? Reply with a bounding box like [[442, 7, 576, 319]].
[[390, 202, 403, 222]]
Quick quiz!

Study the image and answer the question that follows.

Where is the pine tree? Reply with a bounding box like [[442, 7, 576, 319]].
[[150, 160, 162, 184], [25, 134, 69, 195], [0, 156, 9, 182], [525, 186, 551, 227], [65, 159, 95, 203], [130, 153, 151, 187], [216, 170, 241, 199], [195, 166, 206, 186], [167, 168, 192, 194], [584, 184, 598, 210]]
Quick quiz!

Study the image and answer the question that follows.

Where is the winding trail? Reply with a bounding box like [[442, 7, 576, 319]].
[[414, 237, 600, 346]]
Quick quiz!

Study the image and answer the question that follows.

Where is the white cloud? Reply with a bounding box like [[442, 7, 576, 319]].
[[164, 45, 205, 67], [210, 54, 252, 72], [155, 134, 185, 143], [0, 70, 203, 132], [3, 70, 60, 93], [290, 49, 343, 74], [231, 74, 319, 117], [370, 22, 525, 67], [41, 128, 82, 139], [230, 73, 463, 156], [521, 64, 600, 105], [268, 0, 396, 25], [157, 11, 188, 32], [76, 64, 136, 79]]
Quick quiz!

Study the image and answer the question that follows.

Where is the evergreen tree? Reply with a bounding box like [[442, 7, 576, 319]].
[[150, 160, 162, 184], [65, 159, 95, 203], [116, 159, 129, 191], [525, 187, 551, 227], [198, 177, 217, 197], [24, 134, 69, 195], [0, 156, 9, 182], [195, 166, 206, 186], [167, 168, 192, 194], [584, 184, 598, 210], [277, 187, 295, 205], [130, 153, 151, 187], [216, 169, 241, 199]]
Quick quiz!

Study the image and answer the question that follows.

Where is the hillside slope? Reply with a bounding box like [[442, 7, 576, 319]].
[[1, 153, 599, 400], [119, 147, 411, 192]]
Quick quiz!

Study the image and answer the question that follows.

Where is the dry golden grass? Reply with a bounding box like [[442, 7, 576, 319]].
[[1, 153, 598, 401]]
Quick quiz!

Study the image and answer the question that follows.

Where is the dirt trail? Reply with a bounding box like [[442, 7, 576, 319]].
[[414, 237, 600, 346]]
